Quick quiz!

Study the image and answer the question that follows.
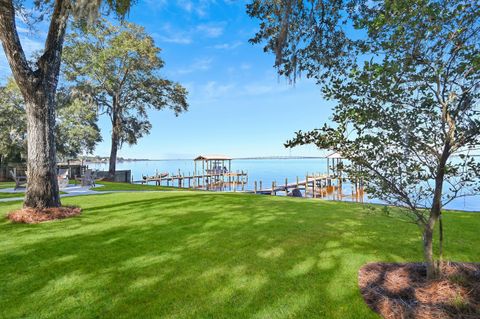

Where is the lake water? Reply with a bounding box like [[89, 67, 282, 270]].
[[89, 159, 480, 212]]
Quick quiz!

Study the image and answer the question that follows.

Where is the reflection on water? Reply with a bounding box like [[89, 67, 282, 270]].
[[89, 159, 479, 212]]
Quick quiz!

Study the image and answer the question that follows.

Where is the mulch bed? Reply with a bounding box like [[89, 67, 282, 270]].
[[358, 262, 480, 319], [7, 206, 82, 224]]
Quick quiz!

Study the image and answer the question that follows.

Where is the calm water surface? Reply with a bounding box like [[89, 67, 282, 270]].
[[89, 159, 479, 212]]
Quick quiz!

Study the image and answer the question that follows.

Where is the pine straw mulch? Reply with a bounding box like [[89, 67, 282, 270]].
[[7, 206, 82, 224], [358, 262, 480, 319]]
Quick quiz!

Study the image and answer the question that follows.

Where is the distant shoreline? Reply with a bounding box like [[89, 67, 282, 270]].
[[86, 156, 330, 163], [85, 154, 479, 164]]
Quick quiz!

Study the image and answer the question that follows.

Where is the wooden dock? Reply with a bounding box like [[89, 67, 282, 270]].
[[130, 153, 366, 202], [246, 174, 339, 196], [137, 170, 248, 189], [135, 170, 364, 202]]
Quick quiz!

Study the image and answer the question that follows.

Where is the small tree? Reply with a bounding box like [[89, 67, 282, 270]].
[[0, 0, 134, 208], [248, 0, 480, 279], [63, 19, 188, 179]]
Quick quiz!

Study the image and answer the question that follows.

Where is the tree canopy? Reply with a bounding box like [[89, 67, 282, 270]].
[[0, 78, 26, 163], [0, 0, 135, 208], [62, 19, 188, 177], [55, 88, 103, 160], [248, 0, 480, 279], [0, 79, 102, 161]]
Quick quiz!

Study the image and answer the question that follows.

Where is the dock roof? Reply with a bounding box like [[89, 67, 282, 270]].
[[194, 155, 232, 161], [326, 152, 344, 159]]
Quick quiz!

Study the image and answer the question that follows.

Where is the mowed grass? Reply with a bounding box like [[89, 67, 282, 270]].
[[0, 192, 478, 319], [0, 192, 26, 199], [0, 182, 15, 189], [0, 183, 66, 199], [91, 181, 180, 192]]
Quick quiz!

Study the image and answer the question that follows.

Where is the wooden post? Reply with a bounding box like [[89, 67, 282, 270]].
[[271, 181, 275, 196], [285, 177, 288, 195], [254, 181, 257, 194], [305, 175, 309, 195], [312, 177, 316, 198], [233, 181, 236, 192], [260, 181, 262, 191], [327, 158, 329, 176], [296, 176, 299, 187], [202, 160, 205, 188]]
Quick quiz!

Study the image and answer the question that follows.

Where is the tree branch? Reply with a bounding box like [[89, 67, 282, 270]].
[[37, 0, 70, 90], [0, 0, 34, 91]]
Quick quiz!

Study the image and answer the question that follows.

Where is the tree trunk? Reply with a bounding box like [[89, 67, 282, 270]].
[[108, 108, 121, 180], [424, 145, 450, 279], [24, 90, 61, 208], [438, 212, 444, 265], [108, 129, 118, 180], [0, 0, 70, 209], [423, 217, 438, 279]]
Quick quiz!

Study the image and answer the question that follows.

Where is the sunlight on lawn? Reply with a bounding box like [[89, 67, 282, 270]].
[[0, 192, 478, 318]]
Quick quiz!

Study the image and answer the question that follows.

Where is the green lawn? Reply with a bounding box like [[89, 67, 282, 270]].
[[0, 182, 15, 189], [91, 181, 180, 192], [0, 192, 478, 319], [0, 192, 25, 199]]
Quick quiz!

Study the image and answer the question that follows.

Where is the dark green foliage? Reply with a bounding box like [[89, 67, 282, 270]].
[[55, 89, 102, 159], [0, 79, 102, 161], [62, 19, 188, 175], [0, 78, 26, 162]]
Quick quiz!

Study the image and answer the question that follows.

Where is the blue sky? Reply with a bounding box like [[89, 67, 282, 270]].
[[0, 0, 335, 159]]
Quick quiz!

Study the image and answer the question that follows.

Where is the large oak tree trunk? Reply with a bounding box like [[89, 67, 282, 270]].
[[0, 0, 70, 209], [23, 89, 61, 208]]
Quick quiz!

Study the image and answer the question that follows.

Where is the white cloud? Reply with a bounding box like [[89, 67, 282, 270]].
[[156, 22, 226, 45], [196, 24, 224, 38], [176, 58, 213, 75], [177, 0, 209, 17], [187, 77, 294, 103], [145, 0, 168, 10], [16, 26, 31, 34], [156, 24, 192, 45], [243, 84, 276, 96], [160, 35, 192, 44], [213, 41, 242, 50], [177, 0, 193, 12], [201, 81, 235, 100], [20, 37, 44, 54], [242, 82, 290, 96]]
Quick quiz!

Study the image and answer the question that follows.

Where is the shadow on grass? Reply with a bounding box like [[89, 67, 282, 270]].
[[0, 192, 478, 319]]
